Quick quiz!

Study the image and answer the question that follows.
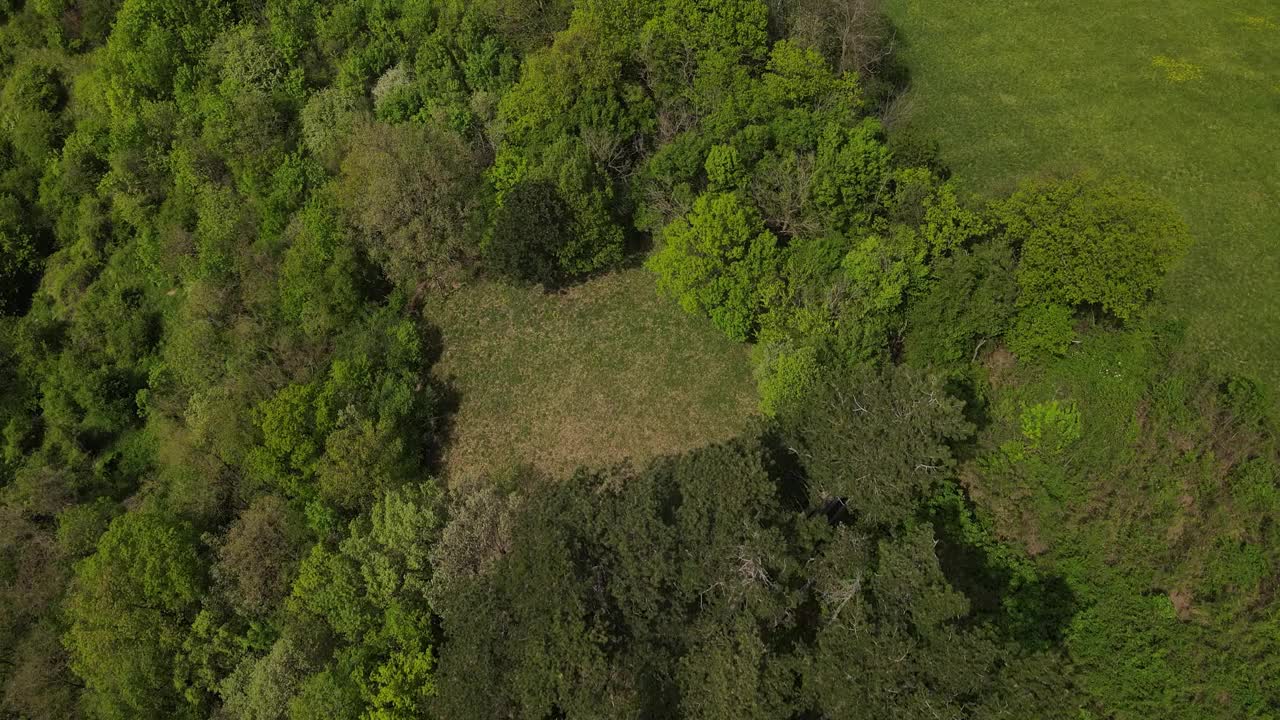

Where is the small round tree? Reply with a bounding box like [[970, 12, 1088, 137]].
[[999, 176, 1190, 323], [647, 192, 782, 342]]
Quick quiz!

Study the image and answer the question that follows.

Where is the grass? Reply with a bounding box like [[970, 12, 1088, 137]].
[[885, 0, 1280, 388], [424, 268, 759, 485]]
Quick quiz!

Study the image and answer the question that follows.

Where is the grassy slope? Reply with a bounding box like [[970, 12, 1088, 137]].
[[885, 3, 1280, 713], [885, 0, 1280, 387], [426, 269, 758, 485]]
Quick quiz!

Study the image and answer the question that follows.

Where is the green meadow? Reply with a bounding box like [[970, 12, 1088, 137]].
[[887, 0, 1280, 387]]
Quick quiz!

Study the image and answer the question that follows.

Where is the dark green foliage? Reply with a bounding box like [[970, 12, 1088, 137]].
[[484, 179, 576, 288], [905, 239, 1017, 367], [780, 363, 972, 527], [434, 426, 1074, 717]]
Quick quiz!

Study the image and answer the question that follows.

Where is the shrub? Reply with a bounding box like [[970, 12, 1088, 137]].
[[999, 176, 1190, 322], [1006, 303, 1075, 358], [1019, 399, 1083, 454], [754, 343, 820, 416]]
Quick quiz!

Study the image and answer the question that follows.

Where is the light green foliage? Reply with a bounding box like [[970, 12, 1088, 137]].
[[1007, 302, 1076, 358], [288, 666, 362, 720], [840, 225, 926, 315], [919, 180, 989, 255], [289, 483, 443, 719], [758, 39, 861, 112], [648, 192, 782, 341], [65, 511, 205, 719], [999, 176, 1190, 322], [810, 117, 890, 232], [640, 0, 770, 106], [754, 343, 820, 416], [1019, 399, 1083, 454], [704, 143, 745, 189]]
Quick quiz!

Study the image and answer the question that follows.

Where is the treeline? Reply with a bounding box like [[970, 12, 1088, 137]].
[[0, 0, 1276, 719]]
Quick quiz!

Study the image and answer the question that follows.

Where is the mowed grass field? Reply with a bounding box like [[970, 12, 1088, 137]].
[[885, 0, 1280, 386], [425, 269, 759, 485]]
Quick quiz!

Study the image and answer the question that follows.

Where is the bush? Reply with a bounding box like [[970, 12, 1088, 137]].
[[754, 343, 820, 416], [1006, 303, 1075, 358], [999, 176, 1190, 322]]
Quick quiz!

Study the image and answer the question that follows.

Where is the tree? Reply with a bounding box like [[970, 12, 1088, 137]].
[[64, 511, 205, 719], [905, 239, 1017, 367], [810, 117, 890, 233], [648, 192, 783, 341], [288, 483, 444, 719], [479, 0, 574, 53], [433, 428, 1076, 718], [300, 86, 367, 170], [214, 495, 305, 616], [338, 122, 486, 288], [779, 0, 893, 76], [779, 363, 971, 528], [484, 179, 576, 288], [998, 175, 1190, 323]]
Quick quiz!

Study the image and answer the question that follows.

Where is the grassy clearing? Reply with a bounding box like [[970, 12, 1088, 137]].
[[425, 268, 759, 485], [886, 0, 1280, 387]]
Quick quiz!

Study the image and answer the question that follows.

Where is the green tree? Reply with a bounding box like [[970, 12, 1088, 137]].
[[905, 239, 1017, 367], [484, 179, 576, 288], [998, 175, 1190, 322], [64, 510, 205, 719], [780, 363, 971, 528], [648, 192, 783, 341], [214, 495, 306, 616], [289, 482, 443, 719], [338, 122, 486, 288]]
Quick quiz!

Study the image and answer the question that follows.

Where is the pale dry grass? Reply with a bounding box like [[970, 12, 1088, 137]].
[[426, 269, 759, 485]]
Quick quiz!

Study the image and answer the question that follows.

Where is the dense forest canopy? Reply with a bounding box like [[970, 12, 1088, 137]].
[[0, 0, 1275, 719]]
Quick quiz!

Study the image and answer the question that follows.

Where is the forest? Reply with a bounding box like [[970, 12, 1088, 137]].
[[0, 0, 1276, 718]]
